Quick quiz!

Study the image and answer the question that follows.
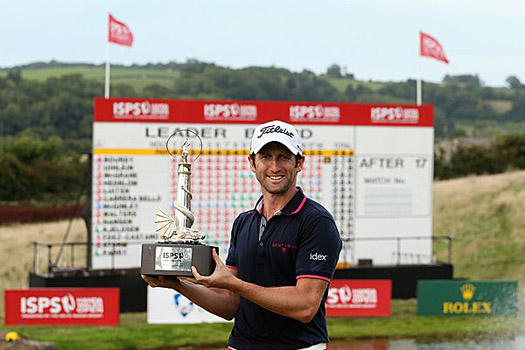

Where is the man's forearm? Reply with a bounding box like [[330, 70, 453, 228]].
[[228, 277, 326, 323], [176, 279, 239, 320]]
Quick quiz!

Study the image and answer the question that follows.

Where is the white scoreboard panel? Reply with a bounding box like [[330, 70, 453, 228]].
[[92, 98, 434, 269]]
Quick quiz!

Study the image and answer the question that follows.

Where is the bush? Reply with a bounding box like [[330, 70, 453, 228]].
[[0, 135, 87, 202], [435, 133, 525, 180]]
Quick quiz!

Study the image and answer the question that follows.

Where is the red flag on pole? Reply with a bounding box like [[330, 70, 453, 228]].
[[420, 31, 448, 64], [108, 14, 133, 47]]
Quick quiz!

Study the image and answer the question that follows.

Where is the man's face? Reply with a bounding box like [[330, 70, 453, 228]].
[[249, 142, 304, 196]]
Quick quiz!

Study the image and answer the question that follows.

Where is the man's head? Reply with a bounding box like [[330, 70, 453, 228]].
[[249, 120, 305, 196]]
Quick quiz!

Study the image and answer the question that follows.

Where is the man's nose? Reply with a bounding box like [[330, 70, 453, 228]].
[[268, 158, 281, 171]]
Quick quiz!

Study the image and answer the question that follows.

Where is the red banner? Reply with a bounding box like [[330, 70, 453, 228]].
[[4, 288, 120, 326], [108, 14, 133, 47], [326, 280, 391, 317], [420, 31, 449, 64], [94, 98, 433, 127]]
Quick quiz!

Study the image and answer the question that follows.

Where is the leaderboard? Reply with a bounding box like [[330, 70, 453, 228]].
[[92, 98, 434, 269]]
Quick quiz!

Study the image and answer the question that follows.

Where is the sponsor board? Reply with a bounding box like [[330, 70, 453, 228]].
[[370, 107, 419, 124], [326, 280, 391, 317], [112, 100, 170, 120], [94, 98, 433, 126], [204, 103, 257, 121], [147, 286, 228, 324], [4, 288, 119, 326], [289, 104, 340, 122], [417, 280, 518, 316]]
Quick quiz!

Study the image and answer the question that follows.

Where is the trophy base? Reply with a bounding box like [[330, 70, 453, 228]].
[[141, 243, 217, 277]]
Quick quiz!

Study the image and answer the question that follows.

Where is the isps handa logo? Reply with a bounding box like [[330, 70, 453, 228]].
[[112, 101, 170, 120], [21, 294, 76, 314], [442, 283, 492, 315]]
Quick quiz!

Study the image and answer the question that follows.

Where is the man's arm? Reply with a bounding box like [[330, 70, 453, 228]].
[[142, 270, 240, 320], [188, 250, 327, 324]]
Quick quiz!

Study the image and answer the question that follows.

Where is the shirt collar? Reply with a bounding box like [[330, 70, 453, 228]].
[[253, 187, 307, 216]]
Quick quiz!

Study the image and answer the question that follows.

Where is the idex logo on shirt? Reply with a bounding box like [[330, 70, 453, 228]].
[[310, 252, 328, 261], [257, 125, 294, 138]]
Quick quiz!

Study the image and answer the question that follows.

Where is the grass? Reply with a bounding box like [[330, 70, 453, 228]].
[[324, 77, 385, 93], [0, 66, 180, 82], [1, 301, 523, 350], [432, 171, 525, 283], [454, 120, 525, 138], [0, 65, 180, 92], [0, 219, 87, 318], [486, 99, 513, 114]]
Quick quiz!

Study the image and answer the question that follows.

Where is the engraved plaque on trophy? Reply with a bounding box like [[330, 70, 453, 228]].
[[141, 132, 217, 276]]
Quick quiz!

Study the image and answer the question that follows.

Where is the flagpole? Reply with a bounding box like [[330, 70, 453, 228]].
[[105, 41, 110, 98], [417, 29, 422, 106]]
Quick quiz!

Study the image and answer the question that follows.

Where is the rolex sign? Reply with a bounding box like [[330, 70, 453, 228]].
[[417, 280, 517, 316]]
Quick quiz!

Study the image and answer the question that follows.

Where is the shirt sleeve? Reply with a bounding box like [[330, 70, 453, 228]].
[[295, 215, 342, 282], [225, 215, 241, 270]]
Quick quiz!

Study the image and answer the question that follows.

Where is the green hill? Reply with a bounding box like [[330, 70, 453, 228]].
[[1, 60, 524, 140], [0, 65, 180, 91], [433, 170, 525, 284]]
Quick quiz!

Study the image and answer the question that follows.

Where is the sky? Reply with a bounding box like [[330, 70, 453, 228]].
[[1, 0, 523, 87]]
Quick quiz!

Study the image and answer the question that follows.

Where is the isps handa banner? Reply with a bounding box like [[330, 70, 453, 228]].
[[325, 280, 391, 317], [417, 280, 517, 316], [5, 288, 120, 326]]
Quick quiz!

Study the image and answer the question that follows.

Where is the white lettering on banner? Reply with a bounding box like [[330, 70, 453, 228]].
[[113, 101, 170, 120], [327, 286, 378, 308], [19, 294, 104, 316], [352, 288, 378, 304], [204, 103, 257, 121], [370, 107, 419, 124], [289, 105, 340, 122], [77, 297, 104, 313], [327, 286, 352, 304]]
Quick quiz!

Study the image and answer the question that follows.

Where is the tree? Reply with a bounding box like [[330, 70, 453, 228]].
[[506, 76, 524, 89], [7, 69, 22, 84], [326, 64, 342, 78]]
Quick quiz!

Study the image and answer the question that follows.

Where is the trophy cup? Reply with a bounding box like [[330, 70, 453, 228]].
[[141, 132, 217, 276]]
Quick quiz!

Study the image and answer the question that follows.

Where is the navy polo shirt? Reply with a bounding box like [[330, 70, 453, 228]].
[[225, 188, 342, 350]]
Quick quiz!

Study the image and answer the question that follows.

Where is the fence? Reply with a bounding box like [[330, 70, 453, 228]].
[[32, 235, 453, 276], [342, 235, 453, 266]]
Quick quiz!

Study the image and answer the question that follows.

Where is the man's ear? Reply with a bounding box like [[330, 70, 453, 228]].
[[296, 156, 305, 173], [248, 155, 256, 172]]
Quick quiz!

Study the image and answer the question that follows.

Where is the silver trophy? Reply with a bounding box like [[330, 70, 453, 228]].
[[141, 132, 217, 277]]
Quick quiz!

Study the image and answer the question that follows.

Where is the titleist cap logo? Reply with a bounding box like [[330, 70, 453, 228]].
[[250, 120, 302, 156], [257, 125, 294, 139]]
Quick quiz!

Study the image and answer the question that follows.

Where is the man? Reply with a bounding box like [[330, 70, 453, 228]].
[[143, 120, 342, 350]]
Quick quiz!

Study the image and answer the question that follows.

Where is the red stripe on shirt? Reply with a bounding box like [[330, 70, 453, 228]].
[[296, 274, 331, 282]]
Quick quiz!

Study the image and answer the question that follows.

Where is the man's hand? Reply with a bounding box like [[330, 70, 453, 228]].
[[142, 254, 240, 320], [182, 249, 237, 290], [142, 274, 182, 290]]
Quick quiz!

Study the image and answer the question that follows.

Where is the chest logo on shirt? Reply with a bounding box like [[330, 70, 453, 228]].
[[310, 252, 328, 261], [272, 243, 297, 253]]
